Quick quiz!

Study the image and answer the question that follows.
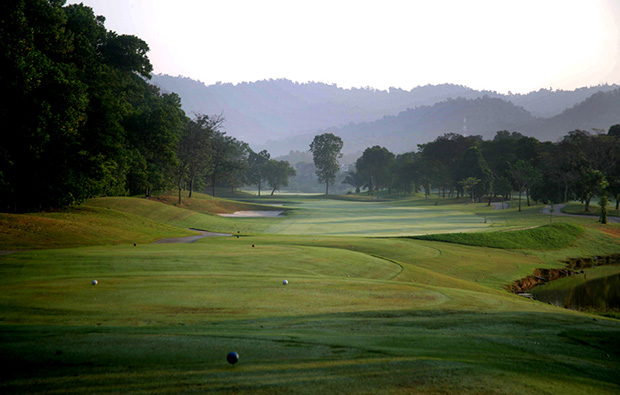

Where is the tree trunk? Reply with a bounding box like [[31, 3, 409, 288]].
[[325, 181, 329, 195], [616, 195, 619, 210], [518, 190, 522, 212], [188, 177, 194, 198], [601, 192, 608, 224], [526, 188, 530, 206], [178, 187, 182, 205], [258, 182, 261, 196], [145, 186, 150, 197], [585, 196, 591, 212], [271, 187, 276, 196], [563, 180, 569, 203]]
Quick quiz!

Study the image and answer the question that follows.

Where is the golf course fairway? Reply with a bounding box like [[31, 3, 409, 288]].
[[1, 193, 619, 393]]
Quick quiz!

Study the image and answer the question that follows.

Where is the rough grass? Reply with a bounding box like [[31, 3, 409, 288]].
[[410, 223, 584, 250], [0, 204, 194, 250], [0, 193, 292, 250]]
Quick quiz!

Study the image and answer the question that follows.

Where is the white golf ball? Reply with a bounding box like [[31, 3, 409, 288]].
[[283, 280, 288, 285], [92, 280, 98, 285]]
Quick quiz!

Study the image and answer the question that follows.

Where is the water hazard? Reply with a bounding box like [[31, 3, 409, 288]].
[[531, 267, 620, 312]]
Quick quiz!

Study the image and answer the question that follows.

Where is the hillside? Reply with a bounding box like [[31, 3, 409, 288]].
[[530, 89, 620, 141], [263, 96, 538, 154], [151, 75, 491, 145], [152, 75, 619, 155]]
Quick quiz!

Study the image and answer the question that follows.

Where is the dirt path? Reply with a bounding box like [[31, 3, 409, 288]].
[[540, 204, 620, 223], [153, 229, 232, 244]]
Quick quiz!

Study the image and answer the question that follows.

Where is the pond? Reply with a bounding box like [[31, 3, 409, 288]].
[[531, 265, 620, 312]]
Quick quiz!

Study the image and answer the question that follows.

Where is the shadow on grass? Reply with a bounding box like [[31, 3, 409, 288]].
[[1, 310, 619, 393]]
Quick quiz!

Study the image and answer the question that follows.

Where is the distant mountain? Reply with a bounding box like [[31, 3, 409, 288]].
[[260, 96, 537, 155], [505, 86, 620, 118], [151, 75, 619, 155], [297, 90, 620, 155], [530, 89, 620, 141], [151, 75, 493, 144]]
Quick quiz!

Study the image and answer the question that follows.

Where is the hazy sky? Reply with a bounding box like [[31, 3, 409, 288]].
[[67, 0, 620, 93]]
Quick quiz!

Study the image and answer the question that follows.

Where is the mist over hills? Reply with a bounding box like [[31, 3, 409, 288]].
[[151, 75, 620, 156]]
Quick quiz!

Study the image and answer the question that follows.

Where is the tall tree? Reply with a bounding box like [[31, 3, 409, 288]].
[[176, 115, 214, 203], [508, 160, 542, 212], [391, 153, 417, 196], [264, 160, 296, 195], [577, 169, 606, 212], [418, 133, 478, 197], [247, 150, 270, 196], [455, 146, 493, 203], [309, 133, 343, 195], [355, 146, 395, 194], [208, 135, 249, 196]]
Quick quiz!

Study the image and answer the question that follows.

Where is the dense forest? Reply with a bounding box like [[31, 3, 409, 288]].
[[0, 0, 294, 211], [2, 1, 618, 216]]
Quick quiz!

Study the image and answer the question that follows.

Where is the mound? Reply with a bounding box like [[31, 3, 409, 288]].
[[410, 223, 584, 250]]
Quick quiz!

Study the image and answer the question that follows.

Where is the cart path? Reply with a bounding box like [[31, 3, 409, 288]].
[[540, 204, 620, 223]]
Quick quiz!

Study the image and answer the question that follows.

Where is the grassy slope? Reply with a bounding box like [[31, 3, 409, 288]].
[[0, 192, 289, 250], [1, 194, 620, 393], [411, 223, 584, 249]]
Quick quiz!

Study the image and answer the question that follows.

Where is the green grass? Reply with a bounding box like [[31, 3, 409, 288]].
[[562, 203, 620, 218], [1, 193, 620, 393], [411, 223, 585, 250]]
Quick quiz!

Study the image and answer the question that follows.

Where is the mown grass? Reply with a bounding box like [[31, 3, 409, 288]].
[[1, 235, 619, 393], [411, 223, 585, 250], [1, 194, 620, 393], [562, 203, 620, 218]]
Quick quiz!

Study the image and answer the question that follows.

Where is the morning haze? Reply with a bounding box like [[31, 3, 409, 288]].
[[2, 1, 620, 394]]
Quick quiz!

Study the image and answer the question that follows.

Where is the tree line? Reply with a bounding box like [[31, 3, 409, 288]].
[[341, 127, 620, 222], [0, 0, 295, 212], [3, 2, 617, 217]]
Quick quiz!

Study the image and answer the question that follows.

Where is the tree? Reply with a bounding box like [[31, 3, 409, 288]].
[[356, 146, 395, 195], [577, 169, 606, 212], [211, 137, 250, 196], [454, 146, 493, 203], [493, 176, 513, 201], [0, 1, 187, 211], [309, 133, 343, 195], [264, 160, 296, 195], [391, 153, 417, 196], [459, 177, 481, 202], [176, 115, 214, 204], [608, 124, 620, 138], [599, 179, 609, 224], [418, 133, 478, 197], [246, 150, 270, 196], [508, 160, 542, 212], [342, 170, 365, 193]]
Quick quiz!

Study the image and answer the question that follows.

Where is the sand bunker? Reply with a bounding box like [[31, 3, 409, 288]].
[[218, 211, 284, 217]]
